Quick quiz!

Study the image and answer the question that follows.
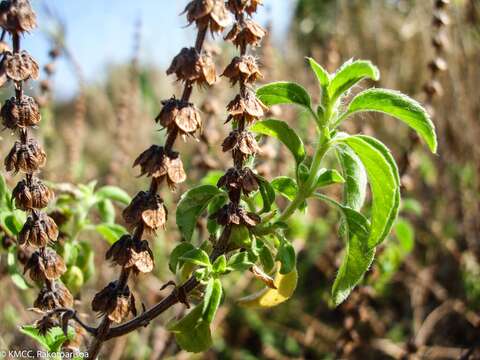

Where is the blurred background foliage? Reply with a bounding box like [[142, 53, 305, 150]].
[[0, 0, 479, 359]]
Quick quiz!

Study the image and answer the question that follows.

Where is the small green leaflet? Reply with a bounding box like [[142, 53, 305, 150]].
[[337, 135, 400, 248], [169, 243, 196, 273], [336, 145, 367, 211], [313, 193, 374, 305], [328, 60, 380, 102], [202, 278, 223, 324], [176, 185, 225, 242], [271, 176, 298, 201], [316, 168, 345, 188], [307, 57, 330, 91], [95, 186, 131, 205], [179, 248, 211, 268], [251, 119, 306, 166], [95, 223, 128, 244], [256, 81, 312, 109], [343, 88, 437, 153]]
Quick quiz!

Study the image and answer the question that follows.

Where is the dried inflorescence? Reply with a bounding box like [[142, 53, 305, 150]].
[[226, 88, 267, 124], [0, 0, 36, 33], [106, 235, 154, 274], [167, 47, 216, 86], [0, 0, 71, 332], [212, 202, 261, 227], [156, 98, 202, 138], [122, 191, 167, 231], [184, 0, 230, 33], [133, 145, 187, 188], [223, 55, 262, 85], [225, 19, 266, 50], [92, 281, 136, 323], [1, 95, 41, 128], [217, 167, 259, 195], [5, 138, 46, 173]]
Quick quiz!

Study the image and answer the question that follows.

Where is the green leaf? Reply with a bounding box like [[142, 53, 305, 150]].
[[314, 193, 374, 305], [207, 194, 228, 235], [19, 325, 50, 350], [230, 225, 252, 248], [328, 59, 380, 102], [169, 243, 196, 273], [95, 223, 128, 244], [95, 186, 131, 204], [4, 213, 24, 235], [259, 244, 275, 273], [179, 248, 211, 268], [97, 199, 115, 223], [271, 177, 298, 201], [257, 176, 276, 213], [307, 57, 330, 90], [227, 251, 255, 272], [212, 255, 227, 274], [257, 81, 311, 109], [275, 237, 296, 275], [251, 119, 306, 166], [0, 173, 12, 208], [77, 241, 95, 281], [176, 185, 224, 242], [201, 171, 224, 186], [202, 278, 222, 324], [336, 145, 367, 211], [338, 135, 400, 248], [168, 304, 213, 353], [20, 326, 75, 352], [7, 247, 32, 290], [344, 88, 437, 152], [316, 168, 345, 188]]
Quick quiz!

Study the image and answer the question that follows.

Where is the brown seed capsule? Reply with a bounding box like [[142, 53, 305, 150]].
[[218, 167, 259, 195], [34, 281, 73, 311], [223, 55, 262, 85], [167, 47, 216, 86], [222, 130, 260, 156], [18, 211, 58, 247], [122, 191, 167, 231], [12, 178, 53, 210], [43, 62, 55, 75], [212, 203, 261, 227], [428, 57, 448, 73], [35, 315, 58, 336], [5, 138, 46, 173], [432, 32, 449, 51], [0, 0, 37, 33], [157, 98, 203, 137], [424, 79, 443, 97], [1, 95, 41, 128], [24, 247, 66, 282], [184, 0, 230, 33], [133, 146, 187, 188], [106, 235, 154, 274], [435, 0, 449, 9], [225, 19, 266, 49], [226, 0, 263, 16], [92, 281, 136, 323], [226, 89, 267, 124], [432, 10, 450, 27], [3, 50, 39, 81]]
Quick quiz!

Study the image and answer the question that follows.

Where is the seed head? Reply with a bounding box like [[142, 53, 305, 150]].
[[91, 281, 136, 323], [1, 95, 41, 128], [133, 146, 187, 188], [167, 47, 216, 86], [222, 129, 260, 156], [212, 203, 261, 227], [122, 191, 167, 231], [157, 98, 202, 137], [226, 88, 267, 124], [12, 178, 53, 210], [18, 211, 58, 247], [2, 50, 39, 81], [0, 0, 37, 34], [226, 0, 263, 16], [106, 235, 154, 274], [34, 281, 73, 311], [223, 55, 262, 85], [24, 247, 66, 282], [184, 0, 230, 33], [217, 167, 259, 195], [5, 138, 46, 173], [225, 19, 266, 49]]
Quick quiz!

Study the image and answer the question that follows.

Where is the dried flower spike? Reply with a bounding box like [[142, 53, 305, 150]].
[[3, 50, 39, 81], [34, 281, 73, 311], [24, 247, 66, 282], [156, 98, 202, 137], [106, 235, 154, 274], [18, 211, 59, 247], [1, 95, 41, 128], [184, 0, 230, 33], [0, 0, 37, 33], [5, 138, 46, 173], [12, 178, 53, 210], [92, 281, 136, 323], [122, 191, 167, 231]]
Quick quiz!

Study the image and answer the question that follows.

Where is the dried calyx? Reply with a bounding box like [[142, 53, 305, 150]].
[[0, 0, 74, 344]]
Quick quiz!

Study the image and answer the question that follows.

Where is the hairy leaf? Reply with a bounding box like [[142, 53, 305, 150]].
[[271, 176, 298, 201], [257, 81, 311, 109], [95, 186, 131, 205], [336, 145, 367, 211]]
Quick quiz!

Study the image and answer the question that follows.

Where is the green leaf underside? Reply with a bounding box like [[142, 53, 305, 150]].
[[257, 176, 276, 213], [202, 279, 222, 324], [276, 237, 296, 275], [339, 135, 400, 248], [251, 119, 306, 165], [346, 88, 437, 153], [179, 248, 211, 268], [176, 185, 224, 242], [314, 193, 374, 305], [95, 224, 128, 244], [95, 186, 131, 204], [337, 146, 367, 211], [256, 81, 312, 109], [307, 57, 330, 89], [328, 60, 380, 102]]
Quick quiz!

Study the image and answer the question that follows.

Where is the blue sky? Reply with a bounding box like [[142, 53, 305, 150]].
[[22, 0, 294, 98]]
